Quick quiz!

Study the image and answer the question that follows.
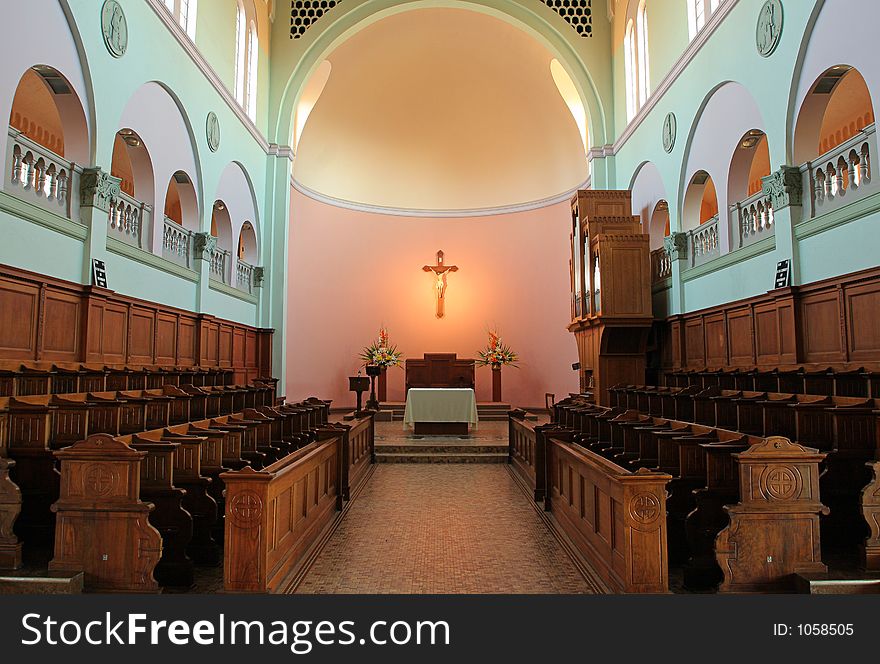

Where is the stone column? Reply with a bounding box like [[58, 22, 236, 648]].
[[761, 166, 804, 286], [79, 167, 121, 286], [193, 231, 216, 314], [664, 231, 689, 315]]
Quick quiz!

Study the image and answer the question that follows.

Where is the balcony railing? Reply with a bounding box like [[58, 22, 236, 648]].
[[210, 247, 231, 283], [651, 247, 672, 282], [108, 191, 151, 250], [731, 190, 774, 249], [688, 215, 720, 268], [6, 128, 81, 221], [162, 217, 194, 269], [802, 123, 875, 219], [236, 260, 255, 293]]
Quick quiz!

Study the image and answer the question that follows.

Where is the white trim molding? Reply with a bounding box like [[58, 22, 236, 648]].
[[291, 178, 589, 218], [145, 0, 294, 158], [603, 0, 742, 161]]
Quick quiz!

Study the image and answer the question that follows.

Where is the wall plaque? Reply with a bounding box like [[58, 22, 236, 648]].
[[756, 0, 783, 58], [206, 112, 221, 152], [101, 0, 128, 58], [662, 112, 676, 153]]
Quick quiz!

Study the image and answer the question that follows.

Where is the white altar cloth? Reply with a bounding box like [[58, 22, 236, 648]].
[[403, 388, 478, 429]]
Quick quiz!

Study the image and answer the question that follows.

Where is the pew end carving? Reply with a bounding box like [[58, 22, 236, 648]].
[[715, 437, 828, 592]]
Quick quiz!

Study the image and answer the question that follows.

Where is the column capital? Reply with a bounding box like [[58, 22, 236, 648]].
[[193, 232, 217, 261], [253, 267, 265, 288], [80, 167, 121, 212], [761, 165, 803, 210], [663, 231, 689, 261]]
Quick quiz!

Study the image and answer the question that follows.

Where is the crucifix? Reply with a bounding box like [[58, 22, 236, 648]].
[[422, 250, 458, 318]]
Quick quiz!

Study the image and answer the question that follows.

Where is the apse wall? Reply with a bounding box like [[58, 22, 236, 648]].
[[285, 190, 579, 408]]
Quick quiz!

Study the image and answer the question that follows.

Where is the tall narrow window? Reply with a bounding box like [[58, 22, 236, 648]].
[[181, 0, 197, 40], [246, 21, 258, 120], [234, 2, 246, 105], [624, 20, 636, 120], [637, 2, 650, 105]]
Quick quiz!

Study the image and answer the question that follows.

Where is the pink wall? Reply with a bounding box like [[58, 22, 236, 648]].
[[286, 189, 579, 409]]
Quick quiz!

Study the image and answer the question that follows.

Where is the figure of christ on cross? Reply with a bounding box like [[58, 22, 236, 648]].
[[422, 250, 458, 318]]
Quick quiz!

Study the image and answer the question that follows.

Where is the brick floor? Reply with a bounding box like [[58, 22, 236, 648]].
[[294, 463, 595, 594]]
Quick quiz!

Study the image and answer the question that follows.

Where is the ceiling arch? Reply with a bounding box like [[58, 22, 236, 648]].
[[292, 7, 589, 213]]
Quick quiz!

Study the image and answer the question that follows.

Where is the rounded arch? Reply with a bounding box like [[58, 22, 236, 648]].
[[787, 0, 880, 164], [210, 200, 233, 250], [8, 65, 89, 164], [111, 128, 154, 205], [793, 66, 875, 166], [272, 0, 609, 154], [649, 200, 670, 250], [0, 0, 95, 175], [164, 171, 200, 232], [728, 129, 771, 205], [678, 81, 766, 239], [629, 160, 669, 240], [682, 170, 718, 231], [214, 161, 261, 262], [237, 221, 258, 262]]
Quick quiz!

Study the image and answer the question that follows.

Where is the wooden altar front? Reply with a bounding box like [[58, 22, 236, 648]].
[[405, 353, 475, 392]]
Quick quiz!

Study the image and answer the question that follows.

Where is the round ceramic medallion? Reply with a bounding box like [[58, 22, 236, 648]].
[[101, 0, 128, 58], [206, 112, 221, 152], [662, 112, 677, 153], [756, 0, 783, 58]]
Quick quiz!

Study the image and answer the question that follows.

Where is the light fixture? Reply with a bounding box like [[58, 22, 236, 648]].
[[214, 201, 226, 211], [740, 130, 765, 149]]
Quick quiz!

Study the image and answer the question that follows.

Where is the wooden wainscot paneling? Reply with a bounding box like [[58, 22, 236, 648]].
[[155, 313, 178, 366], [661, 267, 880, 374], [0, 277, 39, 360], [684, 318, 705, 368], [0, 264, 274, 379], [753, 301, 781, 366], [177, 316, 197, 365], [704, 313, 727, 368], [40, 290, 81, 362], [726, 307, 755, 366], [102, 302, 129, 365], [222, 435, 343, 593], [799, 289, 846, 364], [546, 437, 671, 593], [845, 280, 880, 363], [218, 324, 233, 368], [128, 307, 156, 365], [715, 437, 828, 592]]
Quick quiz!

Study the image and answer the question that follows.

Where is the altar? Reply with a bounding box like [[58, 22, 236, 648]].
[[403, 388, 478, 435]]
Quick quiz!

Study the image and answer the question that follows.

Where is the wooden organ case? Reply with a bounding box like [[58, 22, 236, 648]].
[[568, 190, 653, 405]]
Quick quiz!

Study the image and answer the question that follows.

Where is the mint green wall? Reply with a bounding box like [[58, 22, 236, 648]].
[[195, 0, 239, 93], [0, 210, 84, 283], [46, 0, 271, 325]]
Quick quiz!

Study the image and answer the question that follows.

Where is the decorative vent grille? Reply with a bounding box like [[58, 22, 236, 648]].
[[543, 0, 592, 37], [290, 0, 340, 39]]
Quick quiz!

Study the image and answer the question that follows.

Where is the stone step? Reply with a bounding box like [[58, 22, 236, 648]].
[[793, 574, 880, 594], [377, 444, 508, 454], [377, 452, 508, 464], [0, 572, 84, 594]]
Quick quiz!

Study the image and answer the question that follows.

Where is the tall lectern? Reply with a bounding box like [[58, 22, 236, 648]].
[[568, 190, 652, 405]]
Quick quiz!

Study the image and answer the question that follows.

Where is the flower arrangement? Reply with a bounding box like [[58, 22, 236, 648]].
[[359, 327, 403, 368], [476, 330, 519, 368]]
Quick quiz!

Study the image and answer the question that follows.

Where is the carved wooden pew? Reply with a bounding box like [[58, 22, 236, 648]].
[[544, 433, 671, 593], [0, 399, 23, 569], [49, 434, 162, 592], [715, 437, 829, 592], [124, 433, 193, 587], [223, 432, 345, 592]]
